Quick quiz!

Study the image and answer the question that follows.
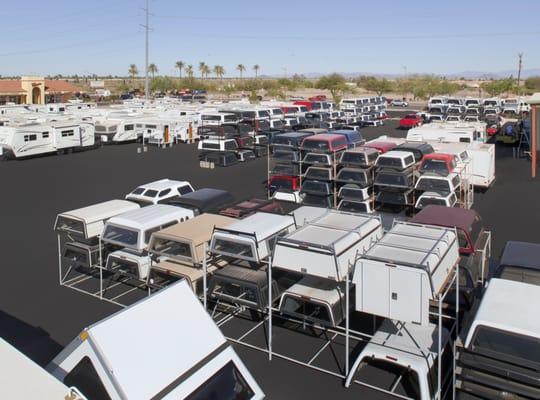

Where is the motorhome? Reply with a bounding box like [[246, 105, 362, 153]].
[[55, 199, 140, 269], [102, 205, 195, 279], [272, 210, 383, 281], [125, 179, 194, 206], [147, 213, 236, 293], [345, 320, 453, 400], [48, 281, 264, 400], [0, 121, 95, 159], [455, 278, 540, 399], [352, 221, 459, 325], [210, 212, 296, 265]]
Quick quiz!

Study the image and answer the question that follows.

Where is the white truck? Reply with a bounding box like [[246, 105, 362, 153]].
[[101, 204, 195, 279], [352, 221, 460, 326], [48, 280, 264, 400], [273, 210, 383, 281]]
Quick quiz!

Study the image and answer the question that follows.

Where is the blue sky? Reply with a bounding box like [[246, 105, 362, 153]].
[[1, 0, 540, 77]]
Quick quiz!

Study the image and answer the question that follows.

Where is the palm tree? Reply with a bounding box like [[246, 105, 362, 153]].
[[175, 61, 184, 79], [128, 64, 138, 82], [199, 62, 207, 79], [213, 65, 225, 82], [148, 63, 158, 79], [185, 65, 194, 79], [201, 64, 211, 80], [253, 64, 260, 79], [236, 64, 246, 79]]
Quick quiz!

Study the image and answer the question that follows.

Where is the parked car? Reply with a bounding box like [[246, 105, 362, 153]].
[[399, 113, 423, 129], [125, 179, 194, 207], [390, 99, 409, 107]]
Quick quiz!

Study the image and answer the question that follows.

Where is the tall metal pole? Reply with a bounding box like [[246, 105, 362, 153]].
[[517, 53, 523, 98], [144, 0, 150, 102]]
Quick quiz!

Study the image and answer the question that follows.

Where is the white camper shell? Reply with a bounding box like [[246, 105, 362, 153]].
[[102, 204, 195, 252], [353, 221, 459, 325], [375, 150, 416, 170], [147, 213, 236, 293], [210, 212, 296, 264], [55, 200, 140, 240], [125, 178, 194, 206], [272, 210, 383, 281], [48, 280, 264, 400], [0, 338, 86, 400], [345, 320, 452, 400]]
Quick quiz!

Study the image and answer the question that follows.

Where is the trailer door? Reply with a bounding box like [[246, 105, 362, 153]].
[[389, 267, 424, 324]]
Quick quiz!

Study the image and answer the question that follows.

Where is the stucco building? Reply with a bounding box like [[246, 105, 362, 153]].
[[0, 76, 80, 105]]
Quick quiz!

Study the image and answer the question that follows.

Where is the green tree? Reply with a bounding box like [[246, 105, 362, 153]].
[[185, 65, 194, 78], [151, 76, 177, 92], [525, 76, 540, 91], [316, 73, 348, 104], [361, 77, 394, 96], [148, 63, 158, 79], [175, 61, 184, 78], [236, 64, 246, 79], [128, 64, 138, 82], [253, 64, 260, 78], [213, 65, 225, 82]]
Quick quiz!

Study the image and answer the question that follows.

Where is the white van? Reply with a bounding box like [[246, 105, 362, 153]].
[[48, 280, 264, 400]]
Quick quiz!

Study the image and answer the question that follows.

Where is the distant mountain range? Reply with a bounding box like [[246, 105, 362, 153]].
[[273, 69, 540, 80]]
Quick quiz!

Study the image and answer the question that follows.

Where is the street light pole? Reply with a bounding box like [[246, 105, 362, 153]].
[[144, 0, 150, 102]]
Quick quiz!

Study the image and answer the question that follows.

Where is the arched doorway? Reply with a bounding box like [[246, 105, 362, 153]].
[[32, 87, 41, 104]]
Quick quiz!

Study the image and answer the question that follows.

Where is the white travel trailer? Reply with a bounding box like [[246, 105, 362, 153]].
[[147, 213, 236, 293], [272, 210, 383, 281], [102, 205, 195, 279], [134, 116, 199, 145], [353, 221, 459, 325], [94, 118, 140, 143], [210, 212, 296, 264], [48, 280, 264, 400], [0, 338, 86, 400], [0, 121, 95, 159], [345, 320, 452, 400], [407, 124, 484, 144]]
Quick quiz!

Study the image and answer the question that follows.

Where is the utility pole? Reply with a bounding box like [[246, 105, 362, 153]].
[[517, 52, 523, 97], [143, 0, 150, 101]]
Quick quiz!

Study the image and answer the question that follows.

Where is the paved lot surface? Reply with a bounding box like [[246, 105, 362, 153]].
[[0, 115, 538, 398]]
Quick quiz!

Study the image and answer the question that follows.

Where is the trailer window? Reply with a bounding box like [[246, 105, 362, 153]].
[[353, 358, 420, 399], [472, 326, 540, 365], [178, 185, 193, 195], [42, 132, 49, 138], [23, 134, 37, 142], [61, 130, 75, 137], [64, 356, 112, 400], [103, 225, 138, 246], [125, 124, 134, 131], [186, 361, 254, 400]]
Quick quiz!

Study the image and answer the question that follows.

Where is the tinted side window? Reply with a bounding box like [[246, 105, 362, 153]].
[[405, 155, 415, 165], [186, 361, 254, 400], [178, 185, 193, 195], [64, 356, 112, 400]]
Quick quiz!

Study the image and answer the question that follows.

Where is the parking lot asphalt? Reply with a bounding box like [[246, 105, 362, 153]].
[[1, 115, 538, 398]]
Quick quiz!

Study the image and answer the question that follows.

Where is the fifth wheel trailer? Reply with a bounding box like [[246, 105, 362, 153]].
[[48, 280, 264, 400], [352, 221, 460, 326]]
